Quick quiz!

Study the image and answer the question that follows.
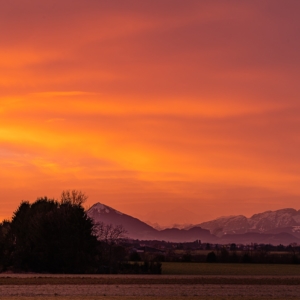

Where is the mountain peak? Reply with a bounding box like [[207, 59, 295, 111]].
[[89, 202, 123, 215]]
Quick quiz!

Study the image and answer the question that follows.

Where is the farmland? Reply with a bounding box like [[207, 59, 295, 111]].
[[0, 263, 300, 299]]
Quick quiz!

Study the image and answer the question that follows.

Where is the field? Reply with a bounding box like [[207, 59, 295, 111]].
[[1, 263, 300, 299], [162, 262, 300, 276], [1, 297, 300, 300]]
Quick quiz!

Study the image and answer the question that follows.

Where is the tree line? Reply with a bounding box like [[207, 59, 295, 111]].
[[0, 191, 161, 274]]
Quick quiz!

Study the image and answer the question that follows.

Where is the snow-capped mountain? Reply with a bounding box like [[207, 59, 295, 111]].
[[248, 208, 300, 232], [87, 203, 157, 240], [199, 208, 300, 237]]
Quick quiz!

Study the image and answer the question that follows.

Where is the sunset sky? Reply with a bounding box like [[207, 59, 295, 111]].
[[1, 1, 300, 227]]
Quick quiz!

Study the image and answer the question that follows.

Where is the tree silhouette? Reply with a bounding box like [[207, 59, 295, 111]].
[[0, 220, 13, 271], [94, 221, 127, 270], [9, 194, 98, 273]]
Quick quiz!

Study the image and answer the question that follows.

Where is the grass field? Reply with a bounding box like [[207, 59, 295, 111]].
[[162, 262, 300, 276]]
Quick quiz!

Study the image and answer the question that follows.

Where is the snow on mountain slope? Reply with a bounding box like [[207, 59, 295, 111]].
[[88, 202, 123, 215], [199, 208, 300, 237], [199, 215, 249, 237], [248, 208, 299, 231]]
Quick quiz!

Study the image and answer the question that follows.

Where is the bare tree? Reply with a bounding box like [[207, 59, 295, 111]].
[[94, 222, 127, 245], [61, 190, 88, 206], [93, 222, 127, 267]]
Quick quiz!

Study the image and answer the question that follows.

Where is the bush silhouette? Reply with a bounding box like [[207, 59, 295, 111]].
[[206, 251, 217, 263]]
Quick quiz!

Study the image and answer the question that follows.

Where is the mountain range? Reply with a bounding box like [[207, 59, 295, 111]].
[[87, 203, 300, 245], [198, 208, 300, 238]]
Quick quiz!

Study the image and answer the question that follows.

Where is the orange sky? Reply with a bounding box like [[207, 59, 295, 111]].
[[1, 1, 300, 227]]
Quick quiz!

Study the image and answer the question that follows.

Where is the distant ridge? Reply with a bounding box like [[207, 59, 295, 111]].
[[87, 203, 300, 245], [198, 208, 300, 238], [87, 202, 215, 242]]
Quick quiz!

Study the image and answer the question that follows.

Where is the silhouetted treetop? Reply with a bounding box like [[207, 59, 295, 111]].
[[61, 190, 88, 206], [8, 193, 97, 273]]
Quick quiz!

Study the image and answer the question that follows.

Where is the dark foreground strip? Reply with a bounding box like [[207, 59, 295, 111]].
[[0, 277, 300, 285]]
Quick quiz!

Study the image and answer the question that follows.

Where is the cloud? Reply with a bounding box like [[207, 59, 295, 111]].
[[31, 91, 95, 97], [1, 0, 300, 223]]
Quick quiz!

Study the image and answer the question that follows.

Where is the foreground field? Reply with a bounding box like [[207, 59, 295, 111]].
[[1, 297, 299, 300], [0, 274, 300, 285], [1, 283, 300, 299], [1, 264, 300, 299], [1, 276, 300, 299]]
